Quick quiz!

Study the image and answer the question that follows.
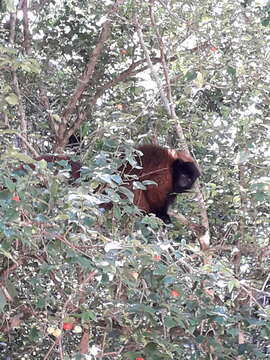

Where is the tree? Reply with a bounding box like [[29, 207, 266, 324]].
[[0, 0, 269, 359]]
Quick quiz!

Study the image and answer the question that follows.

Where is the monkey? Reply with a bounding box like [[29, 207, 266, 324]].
[[99, 144, 201, 224], [8, 144, 200, 223]]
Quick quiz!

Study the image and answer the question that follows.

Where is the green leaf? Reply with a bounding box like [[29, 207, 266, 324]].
[[185, 70, 197, 81], [20, 60, 41, 73], [36, 298, 46, 309], [0, 189, 12, 200], [74, 310, 97, 322], [113, 204, 122, 219], [5, 281, 18, 299], [99, 174, 115, 184], [29, 326, 41, 341], [128, 304, 156, 315], [161, 275, 176, 285], [237, 150, 250, 164], [195, 335, 205, 344], [118, 186, 134, 202], [76, 256, 92, 268], [227, 66, 236, 76], [228, 279, 240, 293], [126, 154, 140, 167], [141, 215, 162, 228], [111, 174, 122, 184], [194, 71, 204, 88], [262, 17, 270, 26], [5, 93, 18, 105], [142, 180, 157, 186], [4, 178, 16, 193], [3, 0, 16, 12], [83, 216, 96, 227], [0, 246, 18, 262], [164, 316, 177, 329], [48, 177, 59, 198], [133, 181, 146, 190], [1, 150, 34, 163], [153, 263, 167, 275], [255, 191, 265, 202], [40, 263, 55, 273]]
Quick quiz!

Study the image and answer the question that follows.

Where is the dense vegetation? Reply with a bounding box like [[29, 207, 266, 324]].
[[0, 0, 270, 359]]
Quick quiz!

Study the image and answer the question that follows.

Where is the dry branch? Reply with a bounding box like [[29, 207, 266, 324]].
[[51, 2, 125, 151]]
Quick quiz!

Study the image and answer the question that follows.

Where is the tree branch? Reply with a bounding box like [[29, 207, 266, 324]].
[[61, 19, 112, 124], [61, 2, 124, 125], [52, 1, 124, 151], [134, 16, 172, 116], [21, 0, 31, 55]]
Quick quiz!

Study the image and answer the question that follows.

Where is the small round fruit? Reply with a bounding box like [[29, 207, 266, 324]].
[[63, 322, 73, 331]]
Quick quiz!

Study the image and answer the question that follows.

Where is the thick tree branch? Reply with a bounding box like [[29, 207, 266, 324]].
[[52, 1, 124, 151], [8, 12, 16, 43], [61, 19, 112, 124], [61, 2, 125, 125], [149, 2, 175, 116], [21, 0, 31, 55], [12, 67, 28, 150], [90, 56, 167, 106]]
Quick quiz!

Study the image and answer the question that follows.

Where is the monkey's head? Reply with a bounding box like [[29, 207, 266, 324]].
[[171, 157, 201, 193]]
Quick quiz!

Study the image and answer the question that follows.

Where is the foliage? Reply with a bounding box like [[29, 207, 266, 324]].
[[0, 0, 270, 359]]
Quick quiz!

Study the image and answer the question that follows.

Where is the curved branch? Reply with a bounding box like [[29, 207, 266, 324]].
[[61, 19, 112, 124], [90, 57, 166, 106]]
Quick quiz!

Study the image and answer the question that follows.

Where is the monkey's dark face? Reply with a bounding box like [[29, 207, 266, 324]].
[[172, 159, 201, 193]]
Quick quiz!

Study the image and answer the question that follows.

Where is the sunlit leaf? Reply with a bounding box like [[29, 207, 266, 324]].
[[5, 93, 18, 105]]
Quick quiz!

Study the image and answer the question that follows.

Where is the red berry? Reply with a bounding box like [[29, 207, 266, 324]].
[[153, 255, 161, 261], [116, 104, 123, 110], [170, 290, 180, 297], [11, 196, 20, 202], [63, 322, 73, 331]]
